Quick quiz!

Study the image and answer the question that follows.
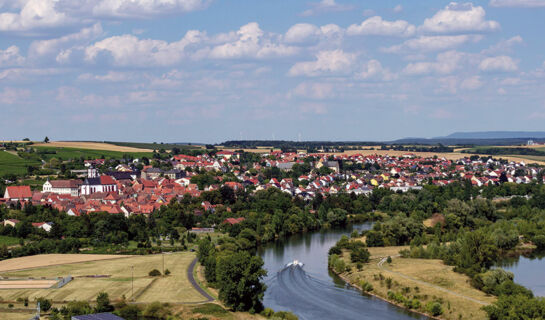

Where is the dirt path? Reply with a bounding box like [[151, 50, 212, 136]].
[[187, 258, 214, 302], [377, 256, 489, 306]]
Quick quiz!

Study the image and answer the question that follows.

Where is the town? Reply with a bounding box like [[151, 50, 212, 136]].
[[2, 148, 540, 223]]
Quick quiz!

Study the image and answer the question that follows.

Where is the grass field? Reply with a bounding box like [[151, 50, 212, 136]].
[[0, 151, 40, 176], [0, 254, 128, 272], [0, 253, 202, 304], [341, 246, 495, 320], [32, 146, 153, 161], [0, 236, 21, 247]]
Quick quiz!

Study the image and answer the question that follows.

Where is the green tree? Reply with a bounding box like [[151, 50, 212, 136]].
[[216, 251, 267, 313], [95, 291, 114, 312]]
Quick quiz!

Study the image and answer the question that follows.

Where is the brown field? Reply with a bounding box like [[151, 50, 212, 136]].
[[0, 279, 57, 289], [0, 252, 202, 303], [32, 141, 153, 152], [0, 254, 129, 273], [341, 246, 495, 320]]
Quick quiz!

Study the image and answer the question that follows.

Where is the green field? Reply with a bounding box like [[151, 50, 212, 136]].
[[0, 236, 21, 246], [0, 151, 40, 176], [0, 252, 203, 303], [32, 146, 153, 161]]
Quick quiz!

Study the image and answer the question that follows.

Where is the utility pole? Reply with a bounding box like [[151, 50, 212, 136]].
[[131, 265, 134, 301]]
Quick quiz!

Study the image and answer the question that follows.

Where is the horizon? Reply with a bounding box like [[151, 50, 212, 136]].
[[1, 1, 545, 142]]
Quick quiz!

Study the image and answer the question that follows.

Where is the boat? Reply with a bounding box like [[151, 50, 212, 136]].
[[286, 259, 304, 267]]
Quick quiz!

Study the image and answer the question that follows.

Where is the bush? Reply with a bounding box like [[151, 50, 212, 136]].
[[261, 307, 275, 318], [149, 269, 162, 277], [118, 304, 141, 320], [272, 311, 298, 320], [426, 301, 443, 316], [360, 280, 373, 292], [164, 269, 171, 275], [37, 297, 52, 312]]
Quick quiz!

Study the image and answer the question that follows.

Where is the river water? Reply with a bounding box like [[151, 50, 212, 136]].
[[496, 251, 545, 297], [257, 223, 427, 320]]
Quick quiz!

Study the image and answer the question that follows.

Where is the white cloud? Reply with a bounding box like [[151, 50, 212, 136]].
[[383, 35, 482, 53], [0, 87, 31, 104], [393, 4, 403, 13], [84, 0, 209, 18], [210, 23, 298, 59], [347, 16, 415, 37], [288, 49, 355, 77], [362, 9, 375, 16], [85, 29, 205, 66], [284, 23, 321, 44], [479, 55, 518, 72], [78, 71, 131, 82], [301, 0, 353, 16], [481, 35, 523, 54], [29, 23, 103, 62], [0, 0, 74, 34], [0, 46, 25, 66], [490, 0, 545, 7], [356, 60, 396, 81], [403, 51, 465, 75], [283, 23, 343, 44], [460, 75, 483, 90], [291, 82, 335, 100], [420, 2, 500, 34]]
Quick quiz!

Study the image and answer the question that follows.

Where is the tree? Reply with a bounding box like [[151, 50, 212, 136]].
[[216, 251, 267, 313], [37, 297, 52, 312], [95, 292, 114, 312], [44, 136, 50, 143]]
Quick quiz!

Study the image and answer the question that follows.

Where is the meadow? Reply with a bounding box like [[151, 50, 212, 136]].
[[31, 146, 153, 161], [341, 245, 496, 320], [0, 252, 203, 304]]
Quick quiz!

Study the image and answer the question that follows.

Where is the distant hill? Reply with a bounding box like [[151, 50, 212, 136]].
[[438, 131, 545, 139]]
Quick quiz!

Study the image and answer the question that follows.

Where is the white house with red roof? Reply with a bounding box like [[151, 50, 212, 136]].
[[4, 186, 32, 201]]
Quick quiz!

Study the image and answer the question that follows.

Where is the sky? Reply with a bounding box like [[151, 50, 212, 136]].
[[1, 0, 545, 143]]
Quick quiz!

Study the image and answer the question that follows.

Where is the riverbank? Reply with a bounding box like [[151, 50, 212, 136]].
[[331, 245, 496, 320]]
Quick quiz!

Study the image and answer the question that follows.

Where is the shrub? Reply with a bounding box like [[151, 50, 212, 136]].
[[272, 311, 298, 320], [164, 269, 171, 275], [118, 304, 141, 320], [261, 308, 275, 318], [149, 269, 162, 277], [426, 302, 443, 316], [386, 256, 392, 263], [360, 280, 373, 292], [37, 297, 52, 312]]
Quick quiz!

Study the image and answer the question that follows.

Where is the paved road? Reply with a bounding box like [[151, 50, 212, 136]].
[[377, 256, 489, 306], [187, 257, 215, 302]]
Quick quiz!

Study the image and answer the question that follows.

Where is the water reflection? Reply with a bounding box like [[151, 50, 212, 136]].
[[496, 251, 545, 297], [258, 223, 427, 320]]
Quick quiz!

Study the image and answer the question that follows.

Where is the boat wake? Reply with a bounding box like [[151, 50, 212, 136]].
[[264, 266, 425, 320]]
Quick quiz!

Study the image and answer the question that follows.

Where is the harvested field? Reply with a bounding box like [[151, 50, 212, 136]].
[[32, 141, 153, 152], [0, 252, 202, 303], [0, 254, 128, 272], [0, 279, 57, 289]]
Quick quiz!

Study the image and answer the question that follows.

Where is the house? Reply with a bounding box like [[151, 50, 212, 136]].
[[71, 313, 125, 320], [32, 222, 53, 232], [42, 179, 82, 197], [164, 169, 184, 179], [3, 219, 20, 227], [141, 167, 163, 180], [223, 217, 245, 225], [3, 185, 32, 201], [80, 167, 118, 195]]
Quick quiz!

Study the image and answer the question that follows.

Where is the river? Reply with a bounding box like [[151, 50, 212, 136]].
[[257, 223, 428, 320], [496, 251, 545, 297]]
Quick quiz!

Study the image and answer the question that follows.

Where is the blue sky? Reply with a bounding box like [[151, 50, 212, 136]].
[[1, 0, 545, 143]]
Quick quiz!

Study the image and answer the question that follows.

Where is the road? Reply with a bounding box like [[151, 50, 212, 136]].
[[377, 256, 489, 306], [187, 257, 215, 303]]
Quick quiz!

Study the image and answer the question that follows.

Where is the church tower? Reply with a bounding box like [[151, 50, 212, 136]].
[[88, 165, 98, 178]]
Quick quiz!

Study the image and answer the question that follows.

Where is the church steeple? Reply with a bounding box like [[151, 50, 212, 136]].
[[88, 165, 98, 178]]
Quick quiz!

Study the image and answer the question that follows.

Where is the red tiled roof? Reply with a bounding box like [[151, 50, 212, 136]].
[[5, 186, 32, 199]]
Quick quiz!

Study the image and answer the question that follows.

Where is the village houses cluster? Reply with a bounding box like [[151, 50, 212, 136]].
[[1, 150, 540, 227]]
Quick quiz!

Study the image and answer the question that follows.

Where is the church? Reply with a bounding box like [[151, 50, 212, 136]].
[[80, 166, 118, 196]]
